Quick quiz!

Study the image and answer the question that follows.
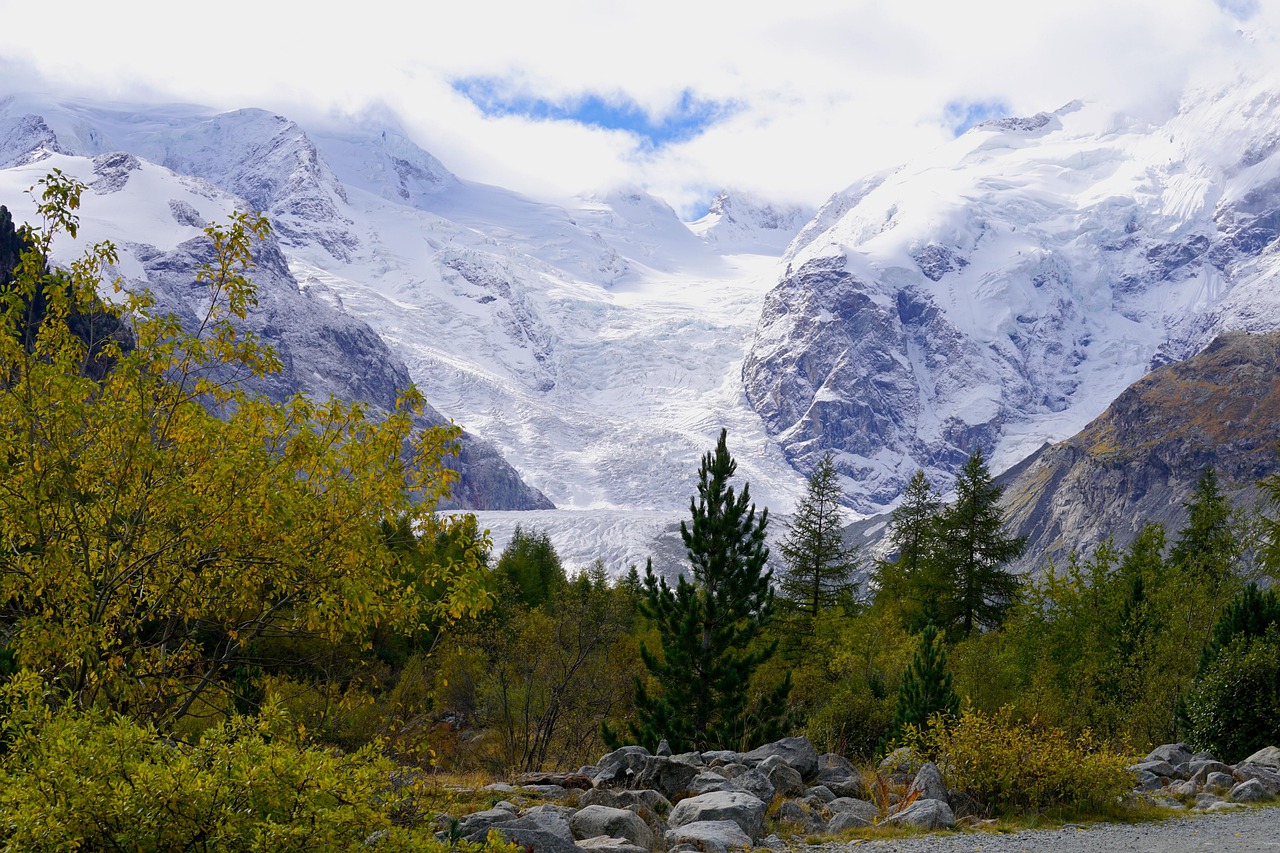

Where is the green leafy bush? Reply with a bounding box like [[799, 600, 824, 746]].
[[802, 682, 893, 761], [900, 706, 1132, 815], [1182, 629, 1280, 763]]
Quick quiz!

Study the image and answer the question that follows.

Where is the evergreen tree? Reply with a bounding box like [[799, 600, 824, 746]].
[[1170, 467, 1241, 589], [494, 525, 565, 610], [778, 452, 858, 628], [934, 449, 1026, 638], [890, 623, 959, 738], [874, 469, 946, 630], [628, 429, 791, 752]]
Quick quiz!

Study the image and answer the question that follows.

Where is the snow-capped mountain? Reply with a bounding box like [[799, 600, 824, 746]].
[[689, 191, 815, 254], [0, 97, 552, 511], [6, 64, 1280, 568], [0, 93, 810, 558], [745, 70, 1280, 512]]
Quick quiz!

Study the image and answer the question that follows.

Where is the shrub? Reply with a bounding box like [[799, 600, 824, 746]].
[[900, 706, 1132, 815], [803, 682, 893, 761], [0, 677, 515, 852], [1182, 629, 1280, 763]]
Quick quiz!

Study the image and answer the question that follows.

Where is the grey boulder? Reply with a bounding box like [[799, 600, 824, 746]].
[[1243, 746, 1280, 770], [1145, 743, 1193, 766], [570, 805, 655, 850], [906, 762, 948, 803], [884, 798, 955, 830], [743, 737, 819, 781], [668, 791, 767, 841], [1230, 779, 1271, 803], [667, 820, 752, 853]]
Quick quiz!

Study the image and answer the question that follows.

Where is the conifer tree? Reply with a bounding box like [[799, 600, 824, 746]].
[[890, 623, 958, 738], [494, 525, 565, 610], [1197, 582, 1280, 676], [875, 469, 946, 630], [935, 449, 1025, 637], [778, 452, 858, 629], [1170, 467, 1241, 588], [627, 429, 791, 752]]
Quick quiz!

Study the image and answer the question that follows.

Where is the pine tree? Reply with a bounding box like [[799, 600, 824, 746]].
[[778, 452, 858, 629], [1170, 467, 1240, 588], [629, 429, 791, 752], [890, 623, 959, 738], [874, 469, 946, 630], [934, 449, 1026, 638]]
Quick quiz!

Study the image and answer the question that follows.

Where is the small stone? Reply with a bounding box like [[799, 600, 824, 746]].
[[826, 811, 872, 833], [1132, 770, 1162, 792], [1193, 792, 1222, 810], [1204, 771, 1235, 792], [575, 838, 648, 853], [805, 785, 835, 803]]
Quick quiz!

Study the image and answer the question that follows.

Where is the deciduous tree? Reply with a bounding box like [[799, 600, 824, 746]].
[[0, 172, 488, 726]]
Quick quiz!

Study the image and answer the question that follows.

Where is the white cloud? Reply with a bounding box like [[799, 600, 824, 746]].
[[0, 0, 1271, 215]]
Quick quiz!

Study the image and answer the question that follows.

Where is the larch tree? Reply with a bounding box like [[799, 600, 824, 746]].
[[874, 469, 946, 631], [623, 429, 791, 752], [934, 449, 1026, 638], [778, 451, 858, 630]]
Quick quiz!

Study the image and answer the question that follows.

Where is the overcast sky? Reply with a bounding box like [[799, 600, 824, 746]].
[[0, 0, 1274, 216]]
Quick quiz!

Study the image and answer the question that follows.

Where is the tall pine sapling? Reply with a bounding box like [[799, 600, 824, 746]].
[[620, 429, 791, 753], [890, 623, 959, 738]]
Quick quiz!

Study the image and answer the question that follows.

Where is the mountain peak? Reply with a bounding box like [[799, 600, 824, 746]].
[[689, 188, 814, 253]]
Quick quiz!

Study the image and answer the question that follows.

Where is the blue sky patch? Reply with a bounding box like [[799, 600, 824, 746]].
[[1216, 0, 1259, 19], [943, 98, 1012, 136], [453, 78, 734, 146]]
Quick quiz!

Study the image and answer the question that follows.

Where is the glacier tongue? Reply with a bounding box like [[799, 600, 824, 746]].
[[0, 94, 812, 551]]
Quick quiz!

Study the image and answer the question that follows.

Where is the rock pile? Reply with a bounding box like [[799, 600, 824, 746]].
[[437, 737, 966, 852], [437, 739, 1280, 851], [1128, 743, 1280, 811]]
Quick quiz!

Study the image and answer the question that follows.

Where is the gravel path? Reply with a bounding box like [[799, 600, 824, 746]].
[[791, 807, 1280, 852]]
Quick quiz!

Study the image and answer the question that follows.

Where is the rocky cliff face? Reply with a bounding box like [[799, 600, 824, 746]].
[[845, 329, 1280, 573], [997, 329, 1280, 570]]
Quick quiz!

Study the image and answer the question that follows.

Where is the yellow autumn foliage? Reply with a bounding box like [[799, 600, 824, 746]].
[[0, 171, 490, 726]]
